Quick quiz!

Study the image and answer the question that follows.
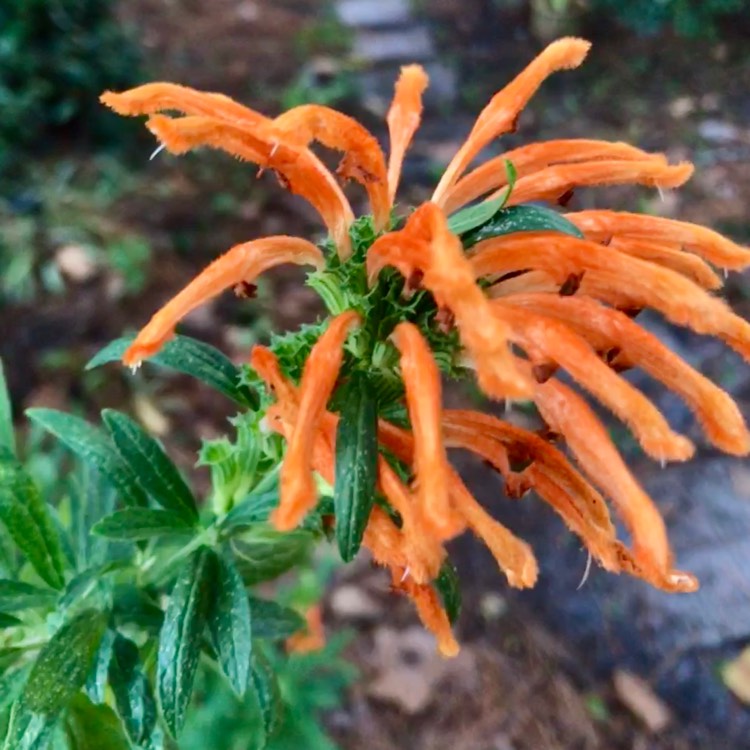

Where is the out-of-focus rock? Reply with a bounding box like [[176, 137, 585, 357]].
[[330, 584, 381, 621], [613, 669, 672, 733]]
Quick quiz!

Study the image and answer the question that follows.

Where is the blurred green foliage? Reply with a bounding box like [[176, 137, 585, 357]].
[[0, 0, 143, 177], [0, 159, 152, 303], [589, 0, 748, 37]]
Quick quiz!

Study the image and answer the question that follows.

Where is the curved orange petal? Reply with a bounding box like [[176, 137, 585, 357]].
[[273, 104, 389, 231], [566, 210, 750, 270], [502, 294, 750, 455], [432, 37, 591, 205], [146, 114, 354, 258], [496, 160, 693, 206], [123, 237, 324, 366], [391, 323, 453, 537], [393, 572, 460, 657], [532, 376, 675, 576], [275, 311, 361, 530], [249, 345, 300, 407], [442, 410, 620, 572], [387, 65, 429, 205], [471, 232, 750, 361], [443, 139, 667, 214], [101, 82, 267, 126], [609, 237, 722, 290], [492, 302, 694, 461], [448, 470, 538, 589]]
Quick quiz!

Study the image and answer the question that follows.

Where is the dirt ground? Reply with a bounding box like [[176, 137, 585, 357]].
[[6, 0, 750, 747]]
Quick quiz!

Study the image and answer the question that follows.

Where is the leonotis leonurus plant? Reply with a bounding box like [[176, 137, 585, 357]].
[[102, 38, 750, 656]]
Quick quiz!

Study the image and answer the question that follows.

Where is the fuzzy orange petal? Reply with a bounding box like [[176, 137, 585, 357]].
[[273, 105, 389, 230], [146, 114, 355, 258], [496, 160, 693, 206], [442, 410, 620, 571], [471, 232, 750, 361], [609, 237, 722, 290], [492, 302, 694, 461], [393, 572, 460, 657], [100, 82, 268, 126], [387, 64, 429, 205], [432, 38, 591, 205], [275, 311, 361, 530], [503, 294, 750, 455], [532, 376, 678, 577], [449, 470, 538, 589], [123, 237, 324, 366], [443, 139, 667, 214], [391, 322, 453, 537], [566, 210, 750, 270]]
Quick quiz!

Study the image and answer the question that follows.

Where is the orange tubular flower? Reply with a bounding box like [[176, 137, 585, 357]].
[[106, 38, 750, 656], [123, 237, 324, 366], [387, 65, 429, 204], [391, 322, 453, 537], [442, 138, 668, 214], [276, 311, 361, 530]]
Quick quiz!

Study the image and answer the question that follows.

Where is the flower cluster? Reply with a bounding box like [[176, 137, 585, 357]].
[[102, 38, 750, 656]]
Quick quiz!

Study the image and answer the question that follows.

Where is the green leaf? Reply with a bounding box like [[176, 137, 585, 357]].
[[334, 372, 378, 562], [461, 203, 585, 247], [102, 410, 198, 521], [84, 628, 115, 705], [157, 547, 214, 738], [87, 335, 258, 408], [232, 528, 313, 585], [23, 609, 108, 714], [59, 560, 131, 610], [108, 634, 157, 747], [92, 509, 196, 541], [2, 702, 57, 750], [26, 409, 147, 508], [435, 559, 462, 625], [207, 550, 252, 696], [65, 693, 131, 750], [248, 596, 304, 641], [447, 158, 517, 235], [0, 580, 57, 613], [0, 360, 15, 459], [250, 650, 283, 743], [0, 460, 66, 589], [0, 613, 21, 628], [221, 489, 279, 530]]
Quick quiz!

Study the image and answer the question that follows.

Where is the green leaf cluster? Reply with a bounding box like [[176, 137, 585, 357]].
[[0, 348, 342, 749]]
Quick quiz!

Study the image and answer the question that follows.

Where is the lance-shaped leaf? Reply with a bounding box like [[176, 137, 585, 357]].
[[102, 410, 198, 521], [0, 460, 66, 589], [65, 693, 131, 750], [207, 550, 252, 696], [249, 596, 305, 641], [435, 559, 462, 625], [2, 701, 57, 750], [108, 634, 157, 747], [93, 509, 196, 541], [250, 650, 283, 744], [447, 159, 517, 235], [157, 546, 214, 738], [231, 528, 313, 585], [23, 609, 108, 714], [0, 581, 57, 613], [26, 409, 147, 508], [461, 203, 584, 247], [334, 372, 378, 562], [0, 359, 14, 459], [87, 334, 258, 408]]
